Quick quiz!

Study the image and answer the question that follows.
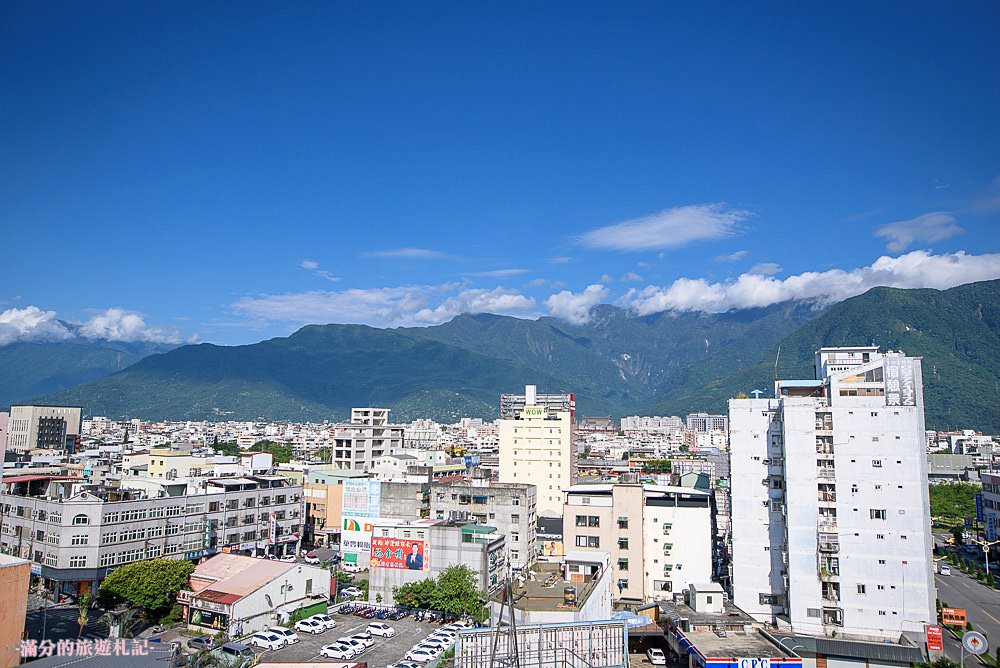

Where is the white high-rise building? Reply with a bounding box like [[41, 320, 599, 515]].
[[730, 346, 935, 641], [498, 385, 575, 517]]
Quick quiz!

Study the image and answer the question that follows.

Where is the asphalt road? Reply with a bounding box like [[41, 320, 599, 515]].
[[935, 569, 1000, 663]]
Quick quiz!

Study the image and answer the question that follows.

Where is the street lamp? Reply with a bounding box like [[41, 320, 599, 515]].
[[965, 536, 1000, 576]]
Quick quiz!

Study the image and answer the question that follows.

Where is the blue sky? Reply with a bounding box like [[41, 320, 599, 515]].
[[2, 2, 999, 345]]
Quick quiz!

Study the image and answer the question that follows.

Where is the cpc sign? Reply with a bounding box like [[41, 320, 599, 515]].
[[738, 660, 771, 668]]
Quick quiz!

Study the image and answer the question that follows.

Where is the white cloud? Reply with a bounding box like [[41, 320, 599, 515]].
[[233, 284, 537, 328], [600, 274, 613, 283], [412, 288, 537, 324], [550, 256, 572, 264], [545, 284, 610, 325], [579, 204, 750, 252], [621, 271, 644, 282], [78, 308, 188, 344], [624, 250, 1000, 315], [300, 259, 340, 282], [0, 306, 72, 345], [0, 306, 186, 345], [715, 250, 749, 262], [466, 268, 529, 278], [874, 212, 963, 251], [364, 247, 449, 259], [748, 262, 782, 276]]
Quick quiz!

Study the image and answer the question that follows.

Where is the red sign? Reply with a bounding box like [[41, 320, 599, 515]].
[[927, 625, 944, 652], [370, 537, 427, 570], [942, 607, 967, 626]]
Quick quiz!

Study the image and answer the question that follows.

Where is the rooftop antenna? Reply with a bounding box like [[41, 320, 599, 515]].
[[488, 562, 520, 668], [773, 345, 781, 397]]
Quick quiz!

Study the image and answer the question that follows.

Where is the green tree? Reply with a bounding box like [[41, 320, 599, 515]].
[[430, 565, 488, 623], [98, 559, 194, 615], [77, 593, 94, 638], [316, 447, 332, 464], [394, 577, 437, 609], [214, 441, 240, 457], [99, 607, 140, 639], [951, 525, 965, 546], [930, 483, 980, 525], [254, 440, 294, 463], [641, 460, 672, 473]]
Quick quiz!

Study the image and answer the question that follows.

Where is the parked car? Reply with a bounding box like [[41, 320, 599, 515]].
[[342, 563, 364, 573], [338, 637, 369, 654], [421, 637, 452, 651], [308, 613, 338, 630], [279, 554, 296, 562], [340, 586, 363, 598], [212, 642, 256, 665], [405, 647, 439, 663], [304, 552, 321, 565], [367, 622, 396, 638], [186, 636, 216, 651], [321, 643, 357, 660], [268, 627, 300, 645], [294, 618, 327, 635], [347, 632, 375, 648], [388, 662, 421, 668], [647, 648, 667, 666], [247, 632, 285, 651]]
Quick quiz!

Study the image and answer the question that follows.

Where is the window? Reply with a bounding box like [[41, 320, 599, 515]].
[[876, 534, 885, 540], [618, 558, 629, 571], [511, 497, 520, 506], [872, 460, 882, 468], [70, 535, 88, 546], [617, 579, 628, 590], [511, 514, 520, 523], [857, 584, 866, 594], [72, 514, 89, 525], [870, 509, 887, 520], [574, 535, 600, 548], [511, 532, 520, 543], [618, 517, 629, 530], [618, 537, 629, 549], [69, 556, 87, 568], [878, 559, 886, 565]]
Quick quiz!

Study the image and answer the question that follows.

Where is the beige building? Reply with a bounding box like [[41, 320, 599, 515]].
[[498, 385, 575, 517], [6, 405, 82, 454], [563, 483, 713, 603]]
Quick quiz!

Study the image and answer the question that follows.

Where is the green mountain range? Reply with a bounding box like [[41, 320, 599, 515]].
[[21, 279, 1000, 432]]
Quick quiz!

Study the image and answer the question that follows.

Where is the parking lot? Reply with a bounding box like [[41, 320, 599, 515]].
[[250, 609, 455, 665]]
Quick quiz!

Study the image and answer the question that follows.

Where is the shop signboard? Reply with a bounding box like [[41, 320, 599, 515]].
[[370, 537, 428, 570]]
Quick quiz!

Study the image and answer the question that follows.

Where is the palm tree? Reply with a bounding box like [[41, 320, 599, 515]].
[[77, 593, 94, 638], [98, 607, 140, 639]]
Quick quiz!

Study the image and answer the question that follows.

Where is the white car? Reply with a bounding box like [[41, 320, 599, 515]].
[[342, 563, 364, 573], [321, 643, 357, 660], [268, 627, 300, 645], [430, 629, 456, 640], [303, 553, 321, 565], [337, 638, 368, 654], [345, 633, 375, 648], [405, 648, 439, 663], [422, 636, 452, 650], [647, 648, 667, 666], [415, 642, 444, 656], [367, 622, 396, 638], [340, 586, 363, 598], [247, 632, 285, 651], [279, 554, 296, 562], [294, 618, 327, 635], [308, 613, 337, 630]]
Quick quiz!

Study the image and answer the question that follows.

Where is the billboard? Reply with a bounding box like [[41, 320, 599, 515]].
[[189, 608, 229, 631], [884, 356, 916, 407], [371, 537, 428, 570], [926, 625, 944, 652], [342, 517, 378, 553], [976, 494, 985, 523], [342, 479, 382, 518], [457, 621, 628, 668], [942, 607, 967, 626]]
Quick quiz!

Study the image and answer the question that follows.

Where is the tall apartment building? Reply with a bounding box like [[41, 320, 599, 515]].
[[0, 473, 302, 598], [429, 481, 537, 569], [685, 413, 728, 434], [331, 408, 404, 472], [563, 483, 712, 602], [6, 405, 83, 454], [498, 385, 575, 517], [980, 471, 1000, 547], [729, 346, 936, 640]]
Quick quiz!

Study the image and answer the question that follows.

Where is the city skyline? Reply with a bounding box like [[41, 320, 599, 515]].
[[3, 3, 1000, 346]]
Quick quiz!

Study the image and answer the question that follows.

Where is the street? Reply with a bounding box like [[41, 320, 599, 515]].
[[935, 569, 1000, 663]]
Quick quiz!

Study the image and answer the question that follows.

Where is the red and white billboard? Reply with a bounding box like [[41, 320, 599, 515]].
[[927, 625, 944, 652], [370, 537, 428, 570]]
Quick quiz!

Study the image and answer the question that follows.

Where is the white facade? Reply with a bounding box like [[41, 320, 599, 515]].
[[499, 387, 575, 517], [6, 405, 83, 453], [730, 346, 936, 640]]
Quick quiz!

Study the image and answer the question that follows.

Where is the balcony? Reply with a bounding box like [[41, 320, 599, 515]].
[[817, 468, 836, 480], [818, 539, 840, 553], [817, 492, 837, 503], [822, 607, 844, 626], [818, 519, 837, 532]]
